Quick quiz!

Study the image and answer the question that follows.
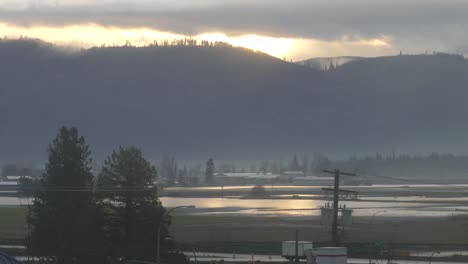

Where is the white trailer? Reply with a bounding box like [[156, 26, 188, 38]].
[[281, 241, 313, 260], [315, 247, 347, 264]]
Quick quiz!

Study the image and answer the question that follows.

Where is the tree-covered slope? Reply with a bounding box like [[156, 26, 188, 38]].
[[2, 39, 468, 162], [0, 39, 326, 161]]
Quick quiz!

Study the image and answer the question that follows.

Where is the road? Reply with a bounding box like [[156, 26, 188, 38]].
[[184, 251, 466, 264]]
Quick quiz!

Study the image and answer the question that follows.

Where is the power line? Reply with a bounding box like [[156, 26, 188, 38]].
[[15, 186, 158, 192], [358, 173, 466, 186]]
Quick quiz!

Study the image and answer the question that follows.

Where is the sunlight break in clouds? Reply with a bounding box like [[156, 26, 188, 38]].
[[287, 36, 396, 59], [0, 23, 295, 58], [0, 22, 396, 60], [2, 0, 468, 56]]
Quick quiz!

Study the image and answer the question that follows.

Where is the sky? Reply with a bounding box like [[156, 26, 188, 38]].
[[1, 0, 468, 60]]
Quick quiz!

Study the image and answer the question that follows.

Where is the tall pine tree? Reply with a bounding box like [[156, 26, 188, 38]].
[[289, 154, 301, 171], [205, 158, 215, 184], [97, 147, 166, 262], [28, 127, 102, 264]]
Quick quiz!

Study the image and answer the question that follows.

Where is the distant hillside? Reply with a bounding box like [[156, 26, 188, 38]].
[[2, 39, 468, 163], [0, 39, 325, 162], [296, 56, 362, 70], [329, 53, 468, 154]]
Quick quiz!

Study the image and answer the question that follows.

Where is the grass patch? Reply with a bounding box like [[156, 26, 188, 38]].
[[0, 207, 28, 241], [0, 208, 272, 240]]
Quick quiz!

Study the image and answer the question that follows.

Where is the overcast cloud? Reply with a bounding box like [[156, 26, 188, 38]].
[[1, 0, 468, 55]]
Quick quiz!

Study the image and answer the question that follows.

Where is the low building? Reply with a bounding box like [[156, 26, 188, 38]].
[[4, 175, 32, 181], [215, 172, 280, 185]]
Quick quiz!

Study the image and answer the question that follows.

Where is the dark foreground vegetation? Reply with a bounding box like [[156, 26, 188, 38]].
[[3, 207, 468, 263], [19, 127, 183, 264]]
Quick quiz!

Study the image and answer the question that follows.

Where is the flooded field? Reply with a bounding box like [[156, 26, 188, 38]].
[[159, 184, 468, 217], [165, 184, 468, 191], [160, 196, 468, 217], [3, 184, 468, 218]]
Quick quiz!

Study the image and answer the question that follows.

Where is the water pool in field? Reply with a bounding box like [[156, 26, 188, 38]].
[[3, 183, 468, 217], [159, 196, 468, 217]]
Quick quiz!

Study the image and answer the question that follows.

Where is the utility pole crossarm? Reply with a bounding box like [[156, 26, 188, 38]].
[[323, 169, 356, 176], [340, 172, 356, 176]]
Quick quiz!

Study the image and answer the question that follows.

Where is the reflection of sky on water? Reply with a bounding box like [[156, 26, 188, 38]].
[[0, 197, 465, 217], [412, 251, 468, 257], [2, 182, 468, 218], [159, 184, 468, 217], [159, 197, 468, 217], [165, 184, 468, 192], [0, 182, 19, 185], [0, 197, 31, 206], [165, 185, 324, 191], [360, 196, 468, 202], [273, 194, 319, 198], [160, 197, 322, 211]]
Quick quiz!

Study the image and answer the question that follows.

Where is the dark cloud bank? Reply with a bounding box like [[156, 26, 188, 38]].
[[2, 0, 468, 52]]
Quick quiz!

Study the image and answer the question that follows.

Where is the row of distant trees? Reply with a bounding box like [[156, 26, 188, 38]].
[[8, 35, 236, 49], [26, 127, 180, 264], [207, 152, 468, 178], [12, 150, 468, 191], [157, 154, 327, 183], [332, 152, 468, 178], [151, 38, 233, 48], [103, 38, 235, 49], [213, 154, 331, 175], [159, 157, 215, 186]]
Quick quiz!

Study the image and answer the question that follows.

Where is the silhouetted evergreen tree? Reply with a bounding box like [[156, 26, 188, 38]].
[[97, 147, 166, 262], [205, 158, 215, 184], [289, 154, 301, 171], [300, 156, 309, 174], [27, 127, 103, 264]]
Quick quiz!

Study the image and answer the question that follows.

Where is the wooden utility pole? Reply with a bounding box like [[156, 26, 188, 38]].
[[295, 230, 299, 263], [323, 169, 356, 246]]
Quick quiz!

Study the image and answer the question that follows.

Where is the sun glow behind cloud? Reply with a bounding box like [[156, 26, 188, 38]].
[[0, 22, 396, 60], [287, 36, 395, 59], [196, 33, 294, 58], [0, 22, 296, 57]]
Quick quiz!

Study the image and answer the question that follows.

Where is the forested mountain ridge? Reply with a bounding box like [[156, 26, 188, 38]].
[[0, 39, 326, 161], [296, 56, 362, 70], [1, 39, 468, 162], [329, 53, 468, 153]]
